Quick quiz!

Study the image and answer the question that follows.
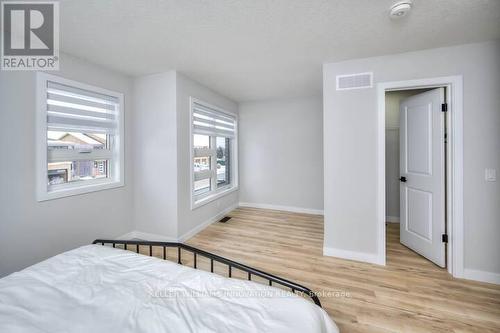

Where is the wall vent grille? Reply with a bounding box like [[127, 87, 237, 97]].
[[336, 72, 373, 90]]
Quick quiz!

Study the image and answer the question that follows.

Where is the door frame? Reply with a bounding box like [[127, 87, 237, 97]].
[[376, 76, 463, 278]]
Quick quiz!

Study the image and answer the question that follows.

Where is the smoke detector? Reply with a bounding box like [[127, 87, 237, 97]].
[[390, 1, 413, 19]]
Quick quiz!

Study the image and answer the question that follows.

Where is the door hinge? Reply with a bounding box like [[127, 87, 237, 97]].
[[441, 103, 448, 112], [442, 234, 448, 243]]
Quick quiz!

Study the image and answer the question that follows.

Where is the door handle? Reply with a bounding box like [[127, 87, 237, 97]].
[[399, 177, 407, 182]]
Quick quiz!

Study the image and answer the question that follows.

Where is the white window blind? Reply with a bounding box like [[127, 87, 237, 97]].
[[192, 102, 236, 138], [46, 81, 119, 134]]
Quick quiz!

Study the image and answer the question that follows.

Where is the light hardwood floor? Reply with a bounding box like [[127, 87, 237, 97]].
[[184, 207, 500, 333]]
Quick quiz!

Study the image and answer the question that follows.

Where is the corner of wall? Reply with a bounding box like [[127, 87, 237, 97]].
[[323, 246, 384, 266], [132, 70, 238, 242], [131, 71, 179, 238]]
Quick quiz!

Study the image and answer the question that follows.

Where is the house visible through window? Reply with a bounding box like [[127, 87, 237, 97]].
[[216, 136, 230, 187], [191, 99, 237, 208], [37, 73, 124, 201], [47, 131, 109, 185]]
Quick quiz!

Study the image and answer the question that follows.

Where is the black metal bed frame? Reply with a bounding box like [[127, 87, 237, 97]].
[[92, 239, 322, 307]]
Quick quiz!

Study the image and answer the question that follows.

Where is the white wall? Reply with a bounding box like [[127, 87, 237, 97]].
[[133, 72, 178, 238], [0, 53, 135, 277], [323, 40, 500, 280], [385, 128, 400, 221], [239, 97, 324, 213], [132, 71, 239, 240]]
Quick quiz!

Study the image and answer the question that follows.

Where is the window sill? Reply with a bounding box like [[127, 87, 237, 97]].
[[37, 179, 124, 202], [191, 185, 238, 210]]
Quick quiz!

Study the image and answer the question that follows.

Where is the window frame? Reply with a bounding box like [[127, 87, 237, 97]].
[[36, 72, 125, 201], [190, 97, 238, 210]]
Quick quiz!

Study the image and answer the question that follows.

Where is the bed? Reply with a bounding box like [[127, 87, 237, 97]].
[[0, 239, 338, 333]]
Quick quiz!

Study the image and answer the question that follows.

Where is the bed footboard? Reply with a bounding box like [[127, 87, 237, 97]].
[[92, 239, 322, 307]]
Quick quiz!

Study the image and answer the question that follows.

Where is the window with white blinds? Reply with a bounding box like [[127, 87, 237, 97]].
[[191, 99, 237, 208], [36, 73, 124, 201]]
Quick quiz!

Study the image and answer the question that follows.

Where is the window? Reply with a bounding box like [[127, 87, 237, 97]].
[[191, 99, 237, 208], [36, 73, 124, 201]]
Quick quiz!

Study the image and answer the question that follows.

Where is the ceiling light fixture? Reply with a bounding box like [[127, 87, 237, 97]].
[[389, 1, 413, 19]]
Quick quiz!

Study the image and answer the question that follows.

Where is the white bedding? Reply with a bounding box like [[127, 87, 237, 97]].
[[0, 245, 338, 333]]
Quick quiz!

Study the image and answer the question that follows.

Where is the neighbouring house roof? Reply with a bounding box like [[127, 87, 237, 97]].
[[63, 132, 102, 145], [47, 132, 106, 147]]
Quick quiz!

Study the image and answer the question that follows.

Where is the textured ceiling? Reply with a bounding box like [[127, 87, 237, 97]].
[[59, 0, 500, 101]]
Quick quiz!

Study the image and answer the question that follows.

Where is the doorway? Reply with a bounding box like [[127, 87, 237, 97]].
[[376, 76, 464, 278], [385, 88, 446, 267]]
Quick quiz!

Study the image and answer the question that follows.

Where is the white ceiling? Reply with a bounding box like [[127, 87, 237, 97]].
[[60, 0, 500, 102]]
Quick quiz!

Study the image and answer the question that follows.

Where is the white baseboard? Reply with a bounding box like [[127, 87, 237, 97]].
[[323, 246, 384, 265], [239, 202, 323, 215], [116, 230, 177, 242], [177, 203, 239, 242], [386, 216, 400, 223], [132, 231, 177, 242], [463, 268, 500, 285], [115, 231, 138, 240], [116, 203, 238, 243]]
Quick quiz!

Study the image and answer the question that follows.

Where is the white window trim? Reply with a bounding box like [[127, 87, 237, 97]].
[[190, 97, 238, 210], [36, 72, 125, 201]]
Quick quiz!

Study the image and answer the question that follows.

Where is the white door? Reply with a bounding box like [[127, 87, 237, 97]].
[[400, 88, 446, 267]]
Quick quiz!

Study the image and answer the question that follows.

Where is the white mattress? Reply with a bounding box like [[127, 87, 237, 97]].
[[0, 245, 338, 333]]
